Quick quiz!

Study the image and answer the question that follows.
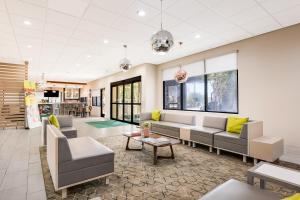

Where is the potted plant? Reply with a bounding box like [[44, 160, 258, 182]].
[[141, 122, 150, 138]]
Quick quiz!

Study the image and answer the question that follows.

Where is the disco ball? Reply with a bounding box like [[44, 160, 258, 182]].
[[174, 69, 188, 83], [119, 57, 132, 72], [151, 29, 174, 55]]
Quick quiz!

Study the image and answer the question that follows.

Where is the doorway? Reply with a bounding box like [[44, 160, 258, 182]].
[[111, 76, 141, 125]]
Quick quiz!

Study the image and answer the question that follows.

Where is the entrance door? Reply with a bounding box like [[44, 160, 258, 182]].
[[100, 88, 105, 117], [111, 76, 141, 124]]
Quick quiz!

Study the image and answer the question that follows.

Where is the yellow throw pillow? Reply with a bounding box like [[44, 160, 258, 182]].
[[49, 115, 60, 128], [283, 193, 300, 200], [151, 110, 161, 121], [226, 116, 249, 134]]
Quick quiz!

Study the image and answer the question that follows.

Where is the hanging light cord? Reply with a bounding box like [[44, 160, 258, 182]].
[[160, 0, 163, 30], [123, 45, 127, 57]]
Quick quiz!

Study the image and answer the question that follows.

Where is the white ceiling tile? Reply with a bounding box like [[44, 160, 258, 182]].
[[123, 1, 160, 23], [199, 0, 257, 17], [146, 13, 180, 29], [0, 0, 5, 11], [272, 4, 300, 27], [47, 10, 79, 29], [186, 9, 227, 29], [229, 5, 269, 26], [240, 16, 281, 35], [83, 6, 119, 27], [21, 0, 48, 7], [168, 22, 198, 38], [258, 0, 300, 13], [14, 27, 43, 39], [140, 0, 178, 10], [0, 31, 16, 42], [0, 11, 10, 25], [48, 0, 89, 17], [44, 32, 68, 44], [10, 14, 44, 31], [91, 0, 135, 15], [6, 0, 46, 20], [167, 0, 206, 20], [45, 23, 74, 37]]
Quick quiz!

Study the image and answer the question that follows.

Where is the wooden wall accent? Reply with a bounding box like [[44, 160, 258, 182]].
[[0, 61, 28, 129]]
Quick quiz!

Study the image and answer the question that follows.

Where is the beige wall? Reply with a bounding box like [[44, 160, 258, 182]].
[[156, 24, 300, 163], [83, 63, 157, 117]]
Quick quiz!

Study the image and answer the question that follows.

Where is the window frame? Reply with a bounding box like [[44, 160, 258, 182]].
[[163, 69, 239, 114]]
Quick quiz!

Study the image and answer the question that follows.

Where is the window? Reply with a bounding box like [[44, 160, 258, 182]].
[[163, 52, 238, 113]]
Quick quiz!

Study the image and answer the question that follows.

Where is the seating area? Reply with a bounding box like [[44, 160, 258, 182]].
[[0, 0, 300, 199]]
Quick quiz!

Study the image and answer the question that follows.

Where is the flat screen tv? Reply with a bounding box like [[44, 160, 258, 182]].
[[44, 90, 59, 97]]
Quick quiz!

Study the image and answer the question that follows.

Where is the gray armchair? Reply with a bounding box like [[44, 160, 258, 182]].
[[47, 125, 114, 198]]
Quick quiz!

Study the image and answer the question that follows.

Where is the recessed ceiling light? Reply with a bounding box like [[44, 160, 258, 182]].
[[86, 55, 91, 58], [24, 20, 31, 26], [27, 45, 32, 48], [137, 9, 146, 17], [103, 39, 109, 44], [195, 34, 201, 39]]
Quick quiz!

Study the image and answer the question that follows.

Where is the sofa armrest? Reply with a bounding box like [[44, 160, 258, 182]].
[[240, 121, 263, 140], [57, 115, 73, 128], [140, 112, 152, 122]]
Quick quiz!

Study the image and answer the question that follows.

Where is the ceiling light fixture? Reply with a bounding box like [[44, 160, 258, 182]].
[[195, 34, 201, 39], [151, 0, 174, 55], [119, 44, 132, 72], [24, 20, 31, 26], [137, 9, 146, 17], [86, 55, 91, 58], [175, 42, 188, 83], [103, 39, 109, 44], [38, 73, 47, 89], [27, 45, 32, 48]]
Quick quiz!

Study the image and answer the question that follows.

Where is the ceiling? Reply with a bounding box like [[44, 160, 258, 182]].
[[0, 0, 300, 82]]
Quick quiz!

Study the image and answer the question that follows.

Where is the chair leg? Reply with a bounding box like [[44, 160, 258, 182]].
[[105, 177, 109, 185], [192, 142, 196, 148], [217, 148, 220, 155], [209, 146, 213, 153], [62, 188, 67, 199], [243, 155, 247, 163]]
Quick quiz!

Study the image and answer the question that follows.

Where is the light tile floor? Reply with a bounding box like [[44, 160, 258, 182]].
[[0, 117, 138, 200]]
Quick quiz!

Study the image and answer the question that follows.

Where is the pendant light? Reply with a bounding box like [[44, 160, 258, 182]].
[[119, 45, 132, 72], [38, 73, 47, 89], [174, 42, 188, 83], [151, 0, 174, 55]]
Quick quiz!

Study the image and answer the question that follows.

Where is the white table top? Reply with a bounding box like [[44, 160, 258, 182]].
[[254, 163, 300, 185]]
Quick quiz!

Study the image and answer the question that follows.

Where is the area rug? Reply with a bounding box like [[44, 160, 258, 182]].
[[40, 136, 298, 200], [86, 120, 129, 128]]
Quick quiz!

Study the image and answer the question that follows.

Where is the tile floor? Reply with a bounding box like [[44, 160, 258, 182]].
[[0, 117, 137, 200]]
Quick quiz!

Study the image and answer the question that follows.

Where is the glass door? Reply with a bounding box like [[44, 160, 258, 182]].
[[100, 88, 105, 117], [110, 76, 141, 124]]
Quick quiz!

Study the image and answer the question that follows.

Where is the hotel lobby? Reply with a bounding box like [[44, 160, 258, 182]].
[[0, 0, 300, 199]]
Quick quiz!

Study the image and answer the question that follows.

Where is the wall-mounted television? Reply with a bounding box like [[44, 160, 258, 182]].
[[44, 90, 59, 97]]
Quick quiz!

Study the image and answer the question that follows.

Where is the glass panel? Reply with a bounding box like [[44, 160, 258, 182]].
[[112, 104, 117, 119], [183, 76, 205, 111], [124, 105, 131, 122], [112, 87, 117, 103], [96, 96, 100, 106], [133, 82, 141, 103], [117, 104, 123, 120], [133, 105, 141, 123], [164, 80, 181, 109], [207, 70, 238, 113], [117, 85, 123, 103], [124, 84, 131, 103]]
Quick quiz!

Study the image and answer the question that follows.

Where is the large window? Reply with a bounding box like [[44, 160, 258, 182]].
[[111, 76, 141, 124], [163, 52, 238, 113]]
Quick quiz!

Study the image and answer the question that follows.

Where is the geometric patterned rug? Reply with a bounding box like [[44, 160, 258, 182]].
[[40, 135, 298, 200]]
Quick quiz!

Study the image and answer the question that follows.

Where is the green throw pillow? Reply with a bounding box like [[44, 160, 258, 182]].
[[226, 116, 249, 134], [49, 115, 60, 128], [151, 110, 160, 121], [283, 193, 300, 200]]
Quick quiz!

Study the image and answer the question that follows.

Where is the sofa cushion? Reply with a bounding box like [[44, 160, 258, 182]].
[[161, 113, 196, 125], [151, 121, 192, 129], [191, 126, 223, 135], [57, 115, 73, 128], [59, 137, 114, 173], [202, 116, 227, 130], [214, 131, 247, 146]]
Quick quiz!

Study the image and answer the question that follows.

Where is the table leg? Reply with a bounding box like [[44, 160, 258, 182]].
[[260, 179, 266, 189], [125, 137, 130, 150], [153, 146, 158, 165], [125, 137, 142, 151], [170, 145, 175, 159], [247, 175, 254, 185]]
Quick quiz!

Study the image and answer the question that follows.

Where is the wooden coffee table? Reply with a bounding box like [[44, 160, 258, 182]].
[[123, 132, 180, 165]]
